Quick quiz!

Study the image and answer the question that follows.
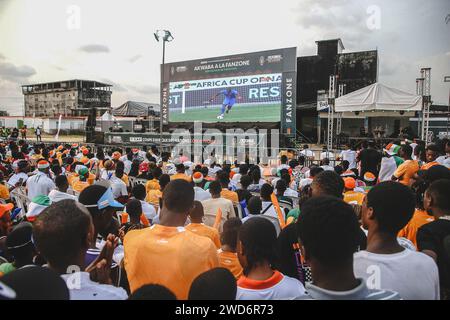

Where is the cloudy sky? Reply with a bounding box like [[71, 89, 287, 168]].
[[0, 0, 449, 115]]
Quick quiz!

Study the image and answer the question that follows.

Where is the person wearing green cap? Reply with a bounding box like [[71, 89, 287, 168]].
[[72, 166, 90, 194], [26, 195, 51, 222]]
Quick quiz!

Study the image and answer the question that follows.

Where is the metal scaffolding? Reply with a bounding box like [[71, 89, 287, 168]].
[[327, 75, 336, 150], [417, 68, 432, 145]]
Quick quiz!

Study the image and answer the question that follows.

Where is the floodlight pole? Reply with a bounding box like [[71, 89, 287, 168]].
[[445, 76, 450, 138], [160, 38, 166, 151]]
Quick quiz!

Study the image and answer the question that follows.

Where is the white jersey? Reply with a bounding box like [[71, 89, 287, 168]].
[[237, 271, 306, 300], [354, 249, 440, 300], [27, 172, 55, 199]]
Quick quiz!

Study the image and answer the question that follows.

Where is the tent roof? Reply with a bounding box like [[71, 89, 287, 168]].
[[335, 83, 422, 112], [112, 101, 160, 117]]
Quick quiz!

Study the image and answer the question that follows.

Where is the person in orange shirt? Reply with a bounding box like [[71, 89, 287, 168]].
[[71, 167, 90, 193], [393, 145, 419, 186], [343, 177, 365, 205], [186, 201, 221, 249], [170, 163, 192, 182], [421, 144, 441, 170], [124, 180, 219, 299], [146, 167, 162, 193], [146, 174, 170, 208], [217, 171, 239, 205], [398, 208, 434, 248], [0, 172, 11, 201], [218, 217, 243, 280]]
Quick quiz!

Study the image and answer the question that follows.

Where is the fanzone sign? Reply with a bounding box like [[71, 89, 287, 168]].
[[160, 48, 297, 137]]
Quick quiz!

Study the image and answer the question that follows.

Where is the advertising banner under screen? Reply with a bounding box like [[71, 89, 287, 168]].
[[161, 47, 297, 137]]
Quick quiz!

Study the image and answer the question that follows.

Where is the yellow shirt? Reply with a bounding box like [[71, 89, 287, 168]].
[[343, 191, 366, 206], [71, 179, 90, 193], [398, 209, 434, 248], [146, 179, 160, 193], [218, 249, 243, 280], [121, 174, 129, 186], [221, 189, 239, 205], [186, 223, 221, 249], [146, 189, 162, 207], [170, 173, 192, 182], [0, 183, 10, 200], [394, 160, 419, 186], [124, 225, 219, 299]]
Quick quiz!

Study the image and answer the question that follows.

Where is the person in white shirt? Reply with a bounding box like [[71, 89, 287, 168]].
[[108, 175, 128, 199], [7, 160, 29, 188], [122, 153, 133, 175], [435, 140, 450, 168], [201, 181, 235, 232], [192, 172, 211, 201], [277, 154, 290, 172], [299, 145, 315, 159], [259, 184, 280, 220], [32, 199, 128, 300], [236, 217, 306, 300], [354, 182, 440, 300], [338, 145, 357, 169], [26, 160, 56, 199], [130, 184, 157, 222], [320, 148, 335, 161], [378, 154, 398, 182], [320, 158, 335, 171], [242, 196, 281, 236], [297, 196, 401, 300], [48, 175, 77, 202]]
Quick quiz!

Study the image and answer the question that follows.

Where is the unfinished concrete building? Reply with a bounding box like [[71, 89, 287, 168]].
[[22, 80, 112, 117]]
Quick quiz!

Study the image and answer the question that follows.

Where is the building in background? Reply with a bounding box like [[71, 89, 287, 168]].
[[297, 39, 378, 142], [22, 80, 112, 117]]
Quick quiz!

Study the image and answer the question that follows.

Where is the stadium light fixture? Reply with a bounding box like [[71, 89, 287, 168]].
[[154, 29, 174, 150], [154, 30, 174, 42]]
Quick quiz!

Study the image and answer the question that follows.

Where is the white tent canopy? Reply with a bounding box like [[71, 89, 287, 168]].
[[335, 82, 422, 112], [100, 111, 116, 121]]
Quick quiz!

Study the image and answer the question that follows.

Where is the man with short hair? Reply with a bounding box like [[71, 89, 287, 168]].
[[32, 199, 128, 300], [357, 140, 382, 178], [26, 160, 55, 199], [421, 144, 441, 170], [392, 144, 419, 186], [217, 171, 239, 204], [170, 163, 191, 182], [297, 196, 401, 300], [124, 180, 219, 299], [201, 181, 235, 232], [186, 200, 221, 249], [417, 179, 450, 299], [354, 181, 440, 300], [338, 144, 356, 169], [48, 175, 77, 202]]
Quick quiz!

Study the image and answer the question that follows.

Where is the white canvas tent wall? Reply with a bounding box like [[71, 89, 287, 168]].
[[335, 83, 422, 112]]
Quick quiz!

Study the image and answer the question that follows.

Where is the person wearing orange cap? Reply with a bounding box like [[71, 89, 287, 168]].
[[0, 203, 14, 237], [343, 177, 365, 205], [192, 171, 211, 201], [362, 172, 376, 193]]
